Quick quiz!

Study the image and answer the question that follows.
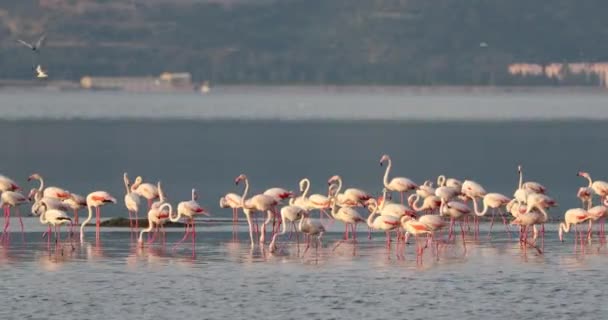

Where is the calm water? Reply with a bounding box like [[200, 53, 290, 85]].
[[1, 89, 608, 319]]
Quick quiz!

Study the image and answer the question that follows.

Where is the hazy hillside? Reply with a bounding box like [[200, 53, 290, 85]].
[[1, 0, 607, 84]]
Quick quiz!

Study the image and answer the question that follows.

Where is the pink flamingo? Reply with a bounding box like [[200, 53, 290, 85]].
[[263, 188, 293, 204], [470, 193, 511, 238], [131, 176, 159, 209], [171, 188, 209, 255], [62, 193, 86, 224], [28, 173, 71, 200], [298, 211, 325, 256], [578, 171, 608, 202], [293, 178, 334, 220], [0, 175, 20, 192], [416, 180, 436, 198], [558, 208, 593, 251], [366, 200, 400, 248], [439, 198, 471, 249], [329, 195, 365, 241], [219, 193, 242, 223], [586, 204, 607, 242], [379, 154, 417, 203], [80, 191, 116, 243], [38, 203, 72, 250], [123, 173, 141, 233], [138, 203, 172, 247], [235, 174, 278, 246], [0, 190, 28, 244], [328, 175, 371, 207], [408, 194, 441, 215], [400, 215, 435, 263], [269, 204, 306, 252]]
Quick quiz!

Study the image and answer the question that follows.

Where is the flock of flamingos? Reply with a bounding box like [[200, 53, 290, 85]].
[[0, 154, 607, 259]]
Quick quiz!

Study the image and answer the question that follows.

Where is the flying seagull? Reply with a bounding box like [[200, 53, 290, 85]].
[[17, 34, 47, 52], [35, 65, 48, 78]]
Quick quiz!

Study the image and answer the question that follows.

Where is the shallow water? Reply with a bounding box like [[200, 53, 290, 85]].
[[2, 89, 608, 319], [0, 223, 606, 320]]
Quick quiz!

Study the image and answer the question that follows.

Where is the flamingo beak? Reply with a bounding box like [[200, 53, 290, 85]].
[[12, 184, 21, 191]]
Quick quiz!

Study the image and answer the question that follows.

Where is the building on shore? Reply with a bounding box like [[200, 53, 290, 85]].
[[80, 72, 195, 92]]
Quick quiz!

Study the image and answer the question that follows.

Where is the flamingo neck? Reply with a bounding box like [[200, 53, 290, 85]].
[[585, 174, 593, 188], [437, 175, 446, 187], [518, 168, 523, 189], [301, 178, 311, 199], [472, 197, 489, 216], [410, 194, 424, 211], [138, 212, 155, 243], [165, 203, 179, 222], [80, 205, 94, 242], [366, 204, 378, 228], [191, 189, 196, 201], [298, 214, 306, 232], [334, 177, 343, 195], [240, 178, 250, 209], [36, 176, 44, 192], [124, 179, 130, 195], [382, 158, 392, 188]]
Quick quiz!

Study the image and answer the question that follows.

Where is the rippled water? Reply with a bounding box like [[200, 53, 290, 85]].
[[0, 221, 606, 320], [2, 89, 608, 319]]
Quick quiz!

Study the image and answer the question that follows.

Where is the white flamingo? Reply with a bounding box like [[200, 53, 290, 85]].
[[379, 154, 418, 203]]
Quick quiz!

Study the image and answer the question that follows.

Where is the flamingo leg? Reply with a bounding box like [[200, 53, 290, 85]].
[[400, 192, 404, 204], [16, 207, 24, 243], [245, 213, 255, 247], [174, 220, 190, 249], [74, 208, 79, 225], [191, 219, 197, 258], [95, 206, 100, 242], [459, 221, 466, 253]]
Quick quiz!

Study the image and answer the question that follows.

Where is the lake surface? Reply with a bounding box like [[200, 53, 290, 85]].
[[1, 88, 608, 319]]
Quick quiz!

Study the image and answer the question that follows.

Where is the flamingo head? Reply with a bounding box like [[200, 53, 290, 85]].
[[423, 180, 433, 187], [298, 179, 306, 192], [234, 174, 247, 185], [577, 171, 589, 178], [379, 154, 390, 166], [327, 175, 340, 185], [192, 188, 198, 201], [517, 165, 522, 173], [405, 208, 417, 218], [104, 196, 117, 204], [327, 184, 338, 196], [27, 173, 41, 181], [123, 172, 130, 185]]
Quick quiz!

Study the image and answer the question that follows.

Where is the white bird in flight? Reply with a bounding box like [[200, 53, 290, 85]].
[[35, 65, 48, 78], [17, 34, 47, 52]]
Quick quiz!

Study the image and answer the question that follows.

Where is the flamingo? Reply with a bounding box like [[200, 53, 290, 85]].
[[435, 185, 460, 202], [219, 192, 242, 223], [28, 173, 71, 200], [577, 187, 593, 209], [379, 154, 418, 203], [30, 188, 71, 216], [524, 193, 557, 213], [416, 180, 435, 198], [235, 174, 278, 246], [138, 203, 172, 247], [131, 176, 159, 209], [298, 212, 325, 256], [558, 208, 592, 249], [439, 198, 471, 247], [400, 215, 434, 261], [514, 165, 546, 204], [62, 193, 86, 224], [328, 175, 371, 207], [123, 173, 141, 233], [269, 204, 306, 252], [329, 195, 365, 241], [437, 175, 462, 191], [0, 175, 20, 192], [586, 204, 607, 242], [38, 202, 72, 250], [0, 190, 28, 243], [263, 188, 293, 204], [80, 191, 116, 243], [470, 193, 511, 237], [366, 200, 400, 247], [578, 171, 608, 200], [171, 188, 209, 254], [408, 194, 442, 215], [294, 178, 333, 220], [510, 208, 546, 253]]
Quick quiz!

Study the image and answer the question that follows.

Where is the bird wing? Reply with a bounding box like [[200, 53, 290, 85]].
[[35, 34, 47, 49], [17, 39, 34, 49]]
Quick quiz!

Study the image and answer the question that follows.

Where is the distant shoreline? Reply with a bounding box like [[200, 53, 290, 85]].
[[1, 81, 607, 94]]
